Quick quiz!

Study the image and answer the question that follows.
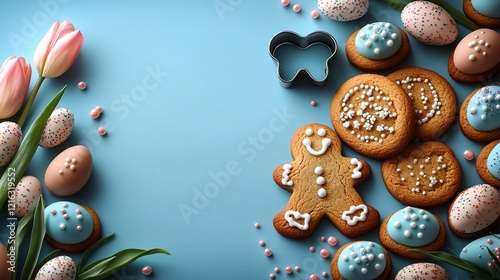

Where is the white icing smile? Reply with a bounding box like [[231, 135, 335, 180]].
[[284, 210, 310, 230], [302, 128, 332, 156]]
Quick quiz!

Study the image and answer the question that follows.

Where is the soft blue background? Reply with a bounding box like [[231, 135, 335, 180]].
[[0, 0, 499, 279]]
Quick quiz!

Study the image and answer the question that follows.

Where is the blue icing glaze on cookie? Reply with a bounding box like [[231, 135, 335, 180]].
[[44, 201, 93, 244], [487, 143, 500, 180], [471, 0, 500, 18], [387, 206, 439, 247], [337, 241, 387, 279], [354, 22, 402, 60], [460, 234, 500, 272], [466, 86, 500, 131]]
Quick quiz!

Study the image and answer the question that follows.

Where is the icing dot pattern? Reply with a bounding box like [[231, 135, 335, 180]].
[[467, 86, 500, 132], [355, 22, 402, 60], [337, 241, 387, 279], [387, 206, 440, 247], [395, 155, 447, 196], [44, 201, 94, 245]]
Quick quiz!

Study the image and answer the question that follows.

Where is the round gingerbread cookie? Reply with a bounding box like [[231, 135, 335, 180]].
[[463, 0, 500, 28], [379, 206, 446, 259], [459, 85, 500, 143], [44, 201, 101, 252], [381, 141, 461, 208], [331, 240, 392, 280], [387, 67, 457, 141], [345, 22, 410, 71], [330, 74, 415, 159], [476, 139, 500, 187]]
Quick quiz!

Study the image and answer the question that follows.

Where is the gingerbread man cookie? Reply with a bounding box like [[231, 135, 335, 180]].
[[272, 123, 380, 239]]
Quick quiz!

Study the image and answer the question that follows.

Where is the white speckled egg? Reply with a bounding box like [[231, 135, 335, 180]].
[[448, 184, 500, 237], [395, 262, 449, 279], [0, 243, 12, 280], [39, 108, 74, 148], [317, 0, 368, 21], [14, 175, 42, 217], [401, 1, 458, 45], [44, 145, 92, 196], [0, 121, 22, 167], [35, 255, 76, 280]]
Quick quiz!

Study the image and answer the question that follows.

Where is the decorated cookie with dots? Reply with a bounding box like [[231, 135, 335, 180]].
[[379, 206, 446, 258], [330, 74, 415, 159], [387, 67, 457, 140], [317, 0, 368, 22], [331, 241, 392, 280], [272, 123, 379, 239], [460, 234, 500, 272], [448, 184, 500, 238], [44, 201, 101, 252], [459, 85, 500, 142], [476, 139, 500, 187], [448, 28, 500, 83], [345, 22, 410, 71], [463, 0, 500, 28], [381, 141, 462, 208]]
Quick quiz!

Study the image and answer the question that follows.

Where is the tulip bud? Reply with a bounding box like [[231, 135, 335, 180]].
[[0, 56, 32, 119], [34, 20, 84, 78]]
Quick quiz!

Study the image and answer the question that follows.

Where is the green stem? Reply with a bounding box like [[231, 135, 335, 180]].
[[17, 75, 45, 128]]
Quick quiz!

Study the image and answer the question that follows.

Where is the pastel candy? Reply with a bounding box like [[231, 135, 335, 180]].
[[337, 241, 387, 279], [466, 85, 500, 131], [355, 22, 402, 60], [487, 143, 500, 180], [387, 206, 440, 247]]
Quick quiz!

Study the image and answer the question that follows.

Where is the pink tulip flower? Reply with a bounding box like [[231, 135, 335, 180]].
[[34, 20, 83, 78], [0, 56, 32, 119]]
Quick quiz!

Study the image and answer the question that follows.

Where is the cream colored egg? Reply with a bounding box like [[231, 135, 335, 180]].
[[44, 145, 92, 196], [35, 256, 76, 280], [0, 121, 22, 167], [395, 262, 449, 279], [39, 108, 74, 148], [0, 243, 12, 280], [15, 175, 42, 217], [401, 1, 458, 45], [317, 0, 368, 21]]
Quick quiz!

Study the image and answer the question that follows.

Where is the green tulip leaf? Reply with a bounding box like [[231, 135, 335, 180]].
[[12, 210, 34, 280], [20, 196, 45, 280], [77, 233, 116, 272], [76, 256, 116, 279]]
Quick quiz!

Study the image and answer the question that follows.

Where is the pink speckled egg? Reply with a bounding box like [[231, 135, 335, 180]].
[[39, 108, 74, 148], [453, 28, 500, 74], [35, 256, 76, 280], [0, 243, 12, 280], [395, 262, 449, 280], [401, 1, 458, 45], [0, 121, 22, 167], [15, 175, 42, 217], [317, 0, 368, 21], [448, 184, 500, 237], [44, 145, 92, 196]]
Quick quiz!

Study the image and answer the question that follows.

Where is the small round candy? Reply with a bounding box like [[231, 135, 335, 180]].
[[259, 240, 265, 246], [310, 274, 320, 280], [322, 271, 328, 277], [310, 100, 317, 106], [320, 236, 326, 242], [142, 265, 153, 276], [463, 149, 475, 161], [270, 273, 276, 279], [77, 81, 86, 90], [97, 127, 107, 136], [274, 267, 280, 273], [285, 266, 293, 274], [320, 249, 330, 258], [254, 222, 260, 229], [280, 0, 289, 6], [90, 109, 100, 119], [293, 4, 300, 12], [311, 10, 319, 19], [295, 266, 300, 272], [327, 236, 338, 246], [309, 246, 315, 252], [265, 248, 273, 257]]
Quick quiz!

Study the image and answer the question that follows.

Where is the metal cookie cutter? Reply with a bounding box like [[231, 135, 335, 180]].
[[269, 30, 338, 87]]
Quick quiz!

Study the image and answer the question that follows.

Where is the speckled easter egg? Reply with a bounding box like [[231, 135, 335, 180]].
[[395, 262, 449, 280], [453, 28, 500, 74], [44, 145, 92, 196], [0, 121, 22, 167], [15, 175, 42, 217], [401, 1, 458, 45], [39, 108, 74, 148], [448, 184, 500, 238], [0, 243, 12, 280], [460, 234, 500, 272], [35, 255, 76, 280], [317, 0, 368, 21]]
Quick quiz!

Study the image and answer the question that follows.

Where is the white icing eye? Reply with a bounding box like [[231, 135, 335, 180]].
[[305, 128, 313, 136], [302, 138, 311, 146], [317, 128, 326, 136]]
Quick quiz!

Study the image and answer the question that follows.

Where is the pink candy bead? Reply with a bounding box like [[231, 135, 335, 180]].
[[327, 236, 338, 246], [285, 266, 293, 274], [77, 81, 86, 90], [280, 0, 289, 6], [259, 240, 266, 246], [463, 149, 475, 161], [254, 222, 260, 229], [270, 273, 276, 279], [97, 127, 107, 136], [294, 266, 300, 272], [322, 271, 328, 277], [265, 248, 273, 257], [309, 246, 315, 252], [142, 265, 153, 275], [311, 10, 319, 19], [293, 4, 301, 12], [310, 100, 317, 106], [90, 106, 103, 119], [320, 249, 330, 258], [310, 274, 320, 280], [274, 267, 280, 273]]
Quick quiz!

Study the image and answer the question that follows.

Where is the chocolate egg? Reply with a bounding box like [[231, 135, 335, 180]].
[[0, 121, 22, 167], [395, 262, 449, 280], [15, 175, 42, 217], [44, 145, 92, 196], [0, 243, 12, 280], [35, 255, 76, 280], [317, 0, 368, 21], [39, 108, 74, 148], [401, 1, 458, 45], [448, 184, 500, 237], [453, 28, 500, 74], [460, 234, 500, 272]]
